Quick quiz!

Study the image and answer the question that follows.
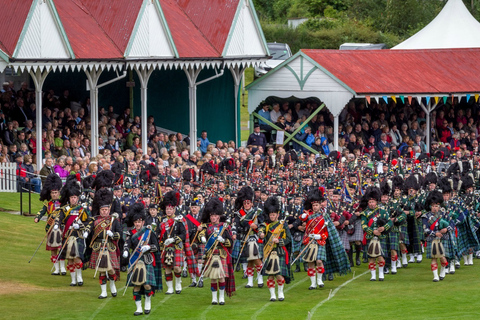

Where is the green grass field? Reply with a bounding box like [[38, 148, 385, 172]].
[[2, 192, 480, 319]]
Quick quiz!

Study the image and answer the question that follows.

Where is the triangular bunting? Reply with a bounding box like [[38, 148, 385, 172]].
[[383, 96, 388, 104], [426, 96, 430, 105], [391, 96, 397, 103], [366, 96, 371, 104], [408, 96, 412, 105], [466, 94, 471, 102], [475, 94, 479, 102], [400, 96, 405, 103], [434, 96, 439, 104], [443, 96, 447, 104]]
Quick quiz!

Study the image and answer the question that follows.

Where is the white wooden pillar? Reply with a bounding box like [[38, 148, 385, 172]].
[[333, 114, 339, 151], [230, 65, 246, 148], [135, 67, 154, 155], [30, 69, 50, 167], [85, 68, 103, 157], [184, 67, 201, 155]]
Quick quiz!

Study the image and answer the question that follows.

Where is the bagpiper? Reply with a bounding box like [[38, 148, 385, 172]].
[[54, 175, 91, 286], [86, 188, 122, 299], [260, 196, 291, 301], [200, 198, 235, 305], [34, 173, 64, 275], [123, 203, 160, 316]]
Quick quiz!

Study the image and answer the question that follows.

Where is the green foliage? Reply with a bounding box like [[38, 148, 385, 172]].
[[304, 0, 348, 17]]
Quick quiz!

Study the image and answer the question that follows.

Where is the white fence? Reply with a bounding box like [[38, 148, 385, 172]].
[[0, 163, 17, 192]]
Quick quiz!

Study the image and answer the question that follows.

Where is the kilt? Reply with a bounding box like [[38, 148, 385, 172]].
[[339, 229, 350, 250], [291, 239, 303, 255], [194, 243, 206, 261], [407, 217, 423, 254], [89, 249, 120, 272], [456, 222, 479, 256], [388, 231, 400, 251], [204, 249, 229, 279], [399, 225, 410, 245], [162, 247, 184, 269], [366, 237, 388, 258], [262, 249, 290, 278], [153, 250, 163, 291], [425, 236, 455, 259], [184, 245, 198, 276], [231, 240, 241, 260], [316, 244, 327, 261], [323, 220, 351, 276], [127, 261, 157, 288], [348, 219, 363, 242], [60, 236, 85, 260]]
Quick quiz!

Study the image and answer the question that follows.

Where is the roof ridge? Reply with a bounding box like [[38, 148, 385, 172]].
[[74, 0, 124, 57], [172, 0, 220, 57]]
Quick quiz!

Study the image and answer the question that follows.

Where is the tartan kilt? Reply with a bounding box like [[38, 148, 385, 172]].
[[127, 261, 157, 288], [231, 240, 241, 260], [388, 231, 400, 251], [204, 249, 229, 278], [89, 249, 120, 272], [399, 225, 410, 245], [456, 223, 479, 256], [348, 219, 363, 242], [153, 251, 163, 291], [417, 221, 425, 242], [194, 243, 206, 261], [324, 225, 351, 276], [162, 247, 184, 269], [442, 236, 456, 259], [339, 230, 350, 250], [262, 250, 290, 279], [184, 245, 198, 276], [316, 244, 327, 261], [407, 218, 423, 254], [291, 239, 303, 255], [59, 236, 85, 260], [366, 237, 388, 258]]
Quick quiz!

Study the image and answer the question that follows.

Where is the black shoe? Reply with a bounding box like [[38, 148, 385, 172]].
[[294, 265, 300, 273], [77, 282, 83, 286], [70, 283, 77, 287], [327, 274, 334, 281], [433, 279, 439, 282], [258, 283, 264, 288], [356, 258, 361, 266], [362, 257, 368, 264], [278, 297, 284, 301], [384, 267, 389, 274], [318, 284, 324, 288], [242, 274, 247, 279], [219, 302, 225, 305], [212, 301, 218, 305], [175, 290, 181, 294], [370, 278, 376, 282], [439, 277, 445, 281], [270, 298, 276, 302], [112, 292, 117, 297], [51, 272, 60, 276], [235, 264, 241, 272], [98, 295, 107, 299], [144, 310, 150, 315], [189, 282, 197, 287], [121, 266, 127, 272], [134, 311, 143, 316], [182, 270, 188, 278], [308, 286, 316, 290], [379, 278, 384, 282], [245, 284, 253, 288], [348, 250, 354, 268], [197, 279, 204, 288], [61, 272, 66, 276]]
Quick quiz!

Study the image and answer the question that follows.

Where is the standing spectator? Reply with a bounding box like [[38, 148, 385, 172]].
[[247, 124, 267, 151], [23, 154, 41, 193], [199, 130, 210, 156]]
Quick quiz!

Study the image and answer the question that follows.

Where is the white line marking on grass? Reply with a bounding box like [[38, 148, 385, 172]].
[[308, 271, 368, 319], [89, 286, 125, 320], [251, 276, 309, 320]]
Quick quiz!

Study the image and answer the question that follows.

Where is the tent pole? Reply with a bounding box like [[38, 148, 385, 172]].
[[334, 114, 339, 151], [30, 69, 50, 168]]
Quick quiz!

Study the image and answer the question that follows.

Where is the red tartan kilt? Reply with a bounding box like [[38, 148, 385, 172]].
[[89, 250, 120, 271], [46, 244, 61, 251], [162, 248, 184, 269], [195, 243, 206, 261]]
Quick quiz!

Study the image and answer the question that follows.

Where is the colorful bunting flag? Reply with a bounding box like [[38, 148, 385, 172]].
[[391, 96, 397, 103], [400, 96, 405, 103]]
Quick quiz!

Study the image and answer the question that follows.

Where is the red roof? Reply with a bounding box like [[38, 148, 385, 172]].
[[176, 0, 238, 54], [0, 2, 30, 56], [302, 48, 480, 94], [79, 0, 142, 54], [161, 0, 219, 58], [57, 0, 123, 59]]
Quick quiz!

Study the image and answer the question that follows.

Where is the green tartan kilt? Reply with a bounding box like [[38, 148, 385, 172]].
[[262, 250, 290, 278], [316, 244, 327, 261], [400, 225, 410, 245], [417, 222, 425, 242], [291, 239, 303, 254], [456, 223, 479, 256], [127, 260, 157, 288], [388, 231, 400, 251], [426, 237, 455, 260], [366, 237, 388, 258]]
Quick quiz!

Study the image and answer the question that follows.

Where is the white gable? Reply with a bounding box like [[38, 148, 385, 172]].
[[224, 0, 268, 57], [126, 0, 176, 58], [14, 0, 71, 59]]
